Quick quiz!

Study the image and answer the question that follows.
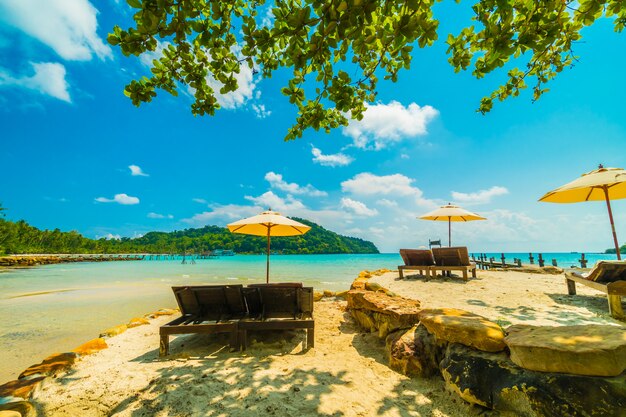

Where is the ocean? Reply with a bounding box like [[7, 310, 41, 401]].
[[0, 252, 618, 383]]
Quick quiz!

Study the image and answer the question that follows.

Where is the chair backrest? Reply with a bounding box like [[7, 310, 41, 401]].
[[172, 285, 245, 319], [399, 249, 435, 266], [432, 247, 471, 266], [243, 284, 313, 318], [587, 261, 626, 283]]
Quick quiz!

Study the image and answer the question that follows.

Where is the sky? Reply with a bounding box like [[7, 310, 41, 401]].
[[1, 1, 625, 253]]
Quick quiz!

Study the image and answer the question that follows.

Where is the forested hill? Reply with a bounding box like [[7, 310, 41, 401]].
[[0, 217, 379, 255]]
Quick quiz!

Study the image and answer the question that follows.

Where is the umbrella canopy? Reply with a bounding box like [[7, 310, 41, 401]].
[[539, 164, 626, 259], [227, 210, 311, 282], [419, 204, 486, 247]]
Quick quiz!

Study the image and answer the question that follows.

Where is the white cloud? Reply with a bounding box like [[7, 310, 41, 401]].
[[343, 101, 439, 149], [252, 103, 271, 118], [245, 191, 307, 212], [129, 164, 149, 177], [265, 172, 327, 197], [340, 198, 378, 217], [0, 0, 111, 61], [192, 198, 208, 204], [342, 173, 421, 197], [95, 193, 140, 205], [0, 62, 71, 102], [377, 199, 398, 208], [205, 58, 257, 110], [98, 233, 121, 240], [147, 212, 173, 219], [451, 186, 509, 205], [182, 204, 261, 225], [311, 147, 353, 167]]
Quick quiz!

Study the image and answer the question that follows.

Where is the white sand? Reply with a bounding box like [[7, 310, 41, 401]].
[[31, 269, 623, 416], [371, 269, 622, 327], [32, 300, 488, 417]]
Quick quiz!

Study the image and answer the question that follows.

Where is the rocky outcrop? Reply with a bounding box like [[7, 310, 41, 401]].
[[99, 324, 128, 338], [440, 343, 626, 416], [0, 255, 142, 268], [386, 325, 442, 377], [72, 338, 108, 356], [504, 324, 626, 377], [144, 308, 178, 319], [18, 352, 77, 379], [0, 377, 46, 400], [0, 400, 34, 417], [127, 317, 150, 328], [347, 290, 420, 338], [418, 308, 506, 352]]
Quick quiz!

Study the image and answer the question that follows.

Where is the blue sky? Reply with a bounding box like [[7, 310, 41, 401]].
[[1, 1, 625, 253]]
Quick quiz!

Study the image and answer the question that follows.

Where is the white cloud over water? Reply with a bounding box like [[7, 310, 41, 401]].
[[147, 212, 173, 219], [129, 165, 149, 177], [265, 172, 327, 197], [0, 0, 111, 61], [343, 101, 439, 149], [451, 186, 509, 205], [0, 62, 71, 102], [95, 193, 140, 205], [311, 147, 353, 167]]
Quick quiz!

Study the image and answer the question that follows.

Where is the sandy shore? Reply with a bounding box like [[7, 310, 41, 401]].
[[29, 269, 623, 416]]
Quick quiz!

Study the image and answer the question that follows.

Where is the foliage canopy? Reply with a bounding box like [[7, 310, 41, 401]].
[[0, 217, 378, 255], [109, 0, 625, 139]]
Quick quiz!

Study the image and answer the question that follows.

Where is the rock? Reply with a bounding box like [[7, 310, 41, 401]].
[[0, 377, 46, 400], [364, 281, 384, 292], [514, 265, 564, 275], [358, 270, 372, 279], [323, 290, 335, 297], [127, 317, 150, 328], [347, 290, 420, 337], [313, 291, 324, 302], [350, 309, 376, 332], [0, 411, 21, 417], [418, 308, 505, 352], [146, 308, 178, 318], [72, 338, 108, 355], [99, 324, 127, 338], [386, 324, 441, 377], [0, 401, 34, 417], [505, 324, 626, 377], [350, 277, 368, 290], [335, 290, 348, 299], [18, 352, 77, 379], [440, 343, 626, 416]]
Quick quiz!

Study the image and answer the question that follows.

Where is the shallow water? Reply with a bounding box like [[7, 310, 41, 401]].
[[0, 254, 401, 383]]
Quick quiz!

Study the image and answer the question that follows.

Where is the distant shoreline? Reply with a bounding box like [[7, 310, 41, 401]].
[[0, 254, 143, 268]]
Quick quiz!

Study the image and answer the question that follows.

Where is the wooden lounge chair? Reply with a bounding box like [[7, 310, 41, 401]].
[[430, 246, 477, 281], [398, 249, 435, 279], [159, 285, 247, 356], [565, 261, 626, 320], [239, 283, 315, 350]]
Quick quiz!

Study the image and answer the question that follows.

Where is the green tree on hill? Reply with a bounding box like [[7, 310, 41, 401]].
[[109, 0, 625, 140]]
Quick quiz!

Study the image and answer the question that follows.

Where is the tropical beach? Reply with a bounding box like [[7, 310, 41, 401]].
[[3, 0, 626, 416]]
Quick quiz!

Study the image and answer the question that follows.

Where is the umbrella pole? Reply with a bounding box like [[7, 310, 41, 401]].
[[603, 187, 622, 260], [266, 228, 271, 283], [448, 218, 451, 247]]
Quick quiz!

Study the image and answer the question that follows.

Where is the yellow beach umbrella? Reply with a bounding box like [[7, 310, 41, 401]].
[[419, 204, 486, 247], [539, 164, 626, 260], [227, 210, 311, 283]]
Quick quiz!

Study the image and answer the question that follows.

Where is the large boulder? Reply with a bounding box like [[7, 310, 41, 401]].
[[347, 290, 420, 337], [127, 317, 150, 328], [386, 324, 442, 377], [99, 324, 127, 338], [0, 401, 34, 417], [440, 343, 626, 416], [505, 324, 626, 377], [418, 308, 506, 352], [18, 352, 77, 379]]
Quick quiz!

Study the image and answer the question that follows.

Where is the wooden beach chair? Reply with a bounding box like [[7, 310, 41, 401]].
[[239, 283, 315, 350], [564, 261, 626, 320], [159, 285, 247, 356], [398, 249, 435, 279], [430, 246, 477, 281]]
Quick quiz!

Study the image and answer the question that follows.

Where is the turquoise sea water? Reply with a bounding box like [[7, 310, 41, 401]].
[[0, 252, 618, 384]]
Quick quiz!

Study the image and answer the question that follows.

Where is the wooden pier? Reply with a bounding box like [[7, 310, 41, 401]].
[[472, 252, 591, 270]]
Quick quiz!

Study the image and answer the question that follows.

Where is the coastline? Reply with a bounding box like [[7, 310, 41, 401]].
[[0, 254, 143, 268]]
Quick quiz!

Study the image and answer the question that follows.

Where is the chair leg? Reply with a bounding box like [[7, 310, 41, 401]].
[[608, 295, 625, 320], [566, 279, 577, 295], [229, 330, 240, 352], [398, 267, 404, 279], [471, 268, 476, 278], [159, 334, 169, 357], [462, 270, 468, 281], [239, 330, 248, 351], [307, 328, 315, 349]]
